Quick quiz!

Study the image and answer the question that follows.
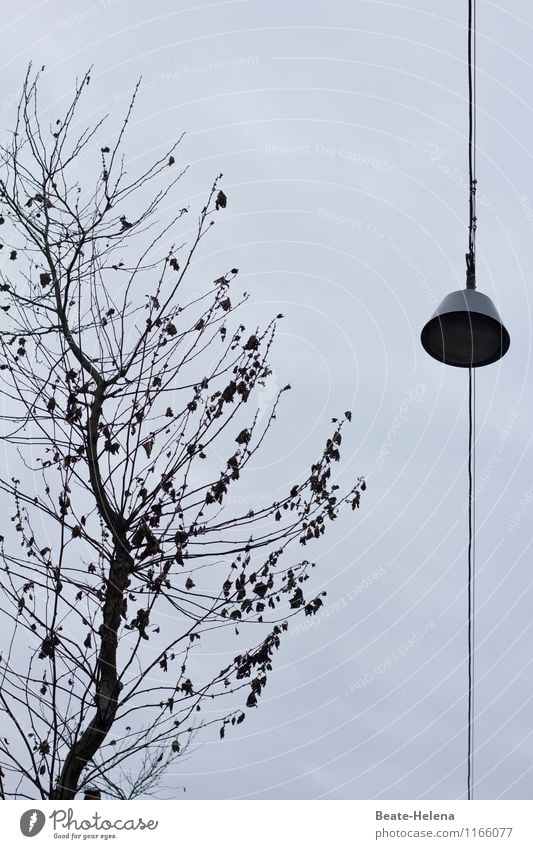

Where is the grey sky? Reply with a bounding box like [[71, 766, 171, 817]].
[[1, 0, 532, 800]]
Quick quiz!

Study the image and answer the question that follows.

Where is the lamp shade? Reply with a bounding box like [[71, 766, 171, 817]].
[[421, 288, 510, 367]]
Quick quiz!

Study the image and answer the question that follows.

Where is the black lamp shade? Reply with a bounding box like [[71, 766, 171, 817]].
[[421, 289, 510, 367]]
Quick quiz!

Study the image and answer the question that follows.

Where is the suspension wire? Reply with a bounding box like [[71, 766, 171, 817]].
[[466, 0, 478, 801], [466, 0, 477, 289], [467, 367, 476, 800]]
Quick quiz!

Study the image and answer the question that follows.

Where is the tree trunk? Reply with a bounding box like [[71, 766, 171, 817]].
[[50, 552, 131, 799]]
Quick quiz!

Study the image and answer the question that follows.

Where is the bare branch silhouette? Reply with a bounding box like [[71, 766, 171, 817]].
[[0, 65, 365, 800]]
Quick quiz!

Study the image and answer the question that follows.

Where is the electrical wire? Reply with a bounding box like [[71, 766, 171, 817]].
[[467, 367, 476, 800], [466, 0, 477, 289], [467, 0, 477, 801]]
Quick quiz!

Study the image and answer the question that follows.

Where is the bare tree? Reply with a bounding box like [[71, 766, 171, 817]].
[[0, 66, 365, 800]]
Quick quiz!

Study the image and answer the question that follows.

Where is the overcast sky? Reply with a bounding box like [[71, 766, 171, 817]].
[[1, 0, 533, 801]]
